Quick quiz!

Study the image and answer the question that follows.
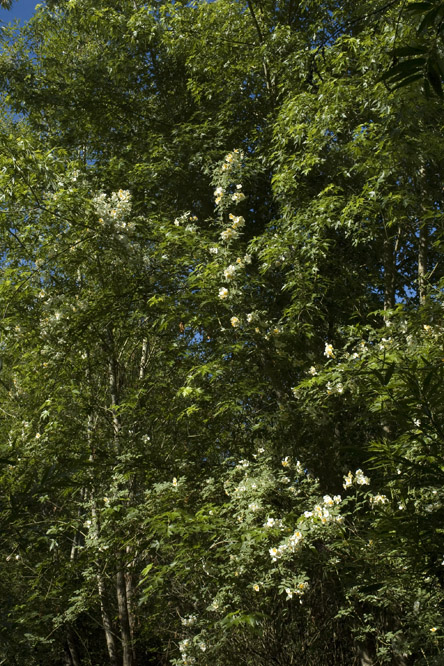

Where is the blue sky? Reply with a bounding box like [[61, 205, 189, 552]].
[[0, 0, 38, 24]]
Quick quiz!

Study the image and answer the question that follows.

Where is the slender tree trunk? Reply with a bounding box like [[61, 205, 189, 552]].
[[66, 509, 83, 666], [139, 337, 148, 381], [125, 546, 137, 664], [108, 328, 134, 666], [86, 406, 119, 666], [97, 569, 119, 666]]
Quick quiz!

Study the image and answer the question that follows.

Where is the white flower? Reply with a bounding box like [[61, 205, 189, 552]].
[[286, 588, 293, 599], [209, 246, 219, 254], [265, 517, 277, 528], [269, 547, 279, 561], [244, 253, 252, 264], [218, 287, 229, 300], [355, 469, 370, 486], [220, 227, 239, 242], [172, 477, 178, 487], [336, 383, 344, 394], [230, 215, 245, 229], [230, 316, 240, 328], [323, 495, 334, 506], [179, 639, 190, 653], [224, 264, 237, 280], [370, 494, 388, 506], [232, 191, 246, 202], [214, 186, 224, 204], [253, 583, 260, 592], [333, 495, 341, 504], [430, 627, 437, 633], [324, 342, 335, 358], [343, 471, 354, 489], [181, 615, 196, 626], [308, 366, 317, 375], [282, 457, 290, 467]]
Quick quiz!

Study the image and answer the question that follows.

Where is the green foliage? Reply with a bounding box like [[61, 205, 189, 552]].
[[0, 1, 444, 664]]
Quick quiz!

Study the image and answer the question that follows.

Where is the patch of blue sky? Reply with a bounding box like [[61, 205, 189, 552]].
[[0, 0, 37, 25]]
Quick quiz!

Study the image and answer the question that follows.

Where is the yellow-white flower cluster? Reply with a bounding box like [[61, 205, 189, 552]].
[[220, 214, 245, 243], [93, 189, 133, 232], [179, 638, 196, 665], [224, 264, 238, 281], [174, 212, 198, 229], [285, 581, 309, 600], [324, 342, 335, 358], [221, 148, 244, 171], [343, 469, 370, 489], [181, 615, 197, 627], [214, 186, 224, 205], [370, 494, 388, 506]]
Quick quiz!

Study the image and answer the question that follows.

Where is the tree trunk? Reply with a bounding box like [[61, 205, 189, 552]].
[[108, 328, 134, 666], [87, 408, 119, 666], [97, 570, 119, 666]]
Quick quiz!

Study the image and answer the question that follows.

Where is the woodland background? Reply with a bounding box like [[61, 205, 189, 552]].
[[1, 0, 444, 664]]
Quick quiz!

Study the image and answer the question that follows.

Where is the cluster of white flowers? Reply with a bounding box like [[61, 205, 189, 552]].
[[221, 148, 244, 172], [343, 469, 370, 489], [218, 287, 229, 300], [214, 186, 224, 205], [370, 494, 388, 506], [326, 381, 344, 395], [93, 189, 132, 231], [181, 615, 197, 627], [174, 212, 198, 229], [263, 517, 284, 529], [285, 581, 309, 600], [220, 214, 246, 243], [324, 342, 335, 358], [232, 190, 246, 203], [224, 264, 238, 281], [301, 494, 343, 527], [269, 529, 304, 562], [179, 638, 196, 665], [323, 494, 342, 506]]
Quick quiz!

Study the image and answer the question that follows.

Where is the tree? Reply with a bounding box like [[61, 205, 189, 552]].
[[1, 1, 444, 665]]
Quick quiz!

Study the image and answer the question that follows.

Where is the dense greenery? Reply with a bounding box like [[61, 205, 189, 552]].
[[0, 1, 443, 664]]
